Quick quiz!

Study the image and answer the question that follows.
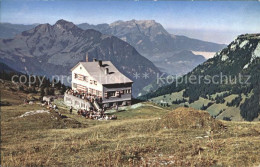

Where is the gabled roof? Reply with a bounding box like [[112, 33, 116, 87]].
[[71, 61, 133, 85]]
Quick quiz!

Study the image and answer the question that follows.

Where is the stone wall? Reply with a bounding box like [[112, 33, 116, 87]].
[[64, 93, 92, 110]]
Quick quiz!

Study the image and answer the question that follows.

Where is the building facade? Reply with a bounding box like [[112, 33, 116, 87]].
[[71, 60, 133, 107]]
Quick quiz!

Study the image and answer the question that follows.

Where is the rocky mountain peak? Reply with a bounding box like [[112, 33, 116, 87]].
[[110, 19, 162, 29], [109, 19, 170, 39], [77, 19, 225, 75], [133, 20, 157, 27], [214, 33, 260, 65], [33, 23, 51, 31], [54, 19, 75, 30]]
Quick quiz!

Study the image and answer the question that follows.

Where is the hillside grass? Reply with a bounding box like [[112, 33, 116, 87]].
[[1, 87, 260, 166], [189, 97, 212, 110], [149, 89, 255, 121], [150, 90, 188, 108]]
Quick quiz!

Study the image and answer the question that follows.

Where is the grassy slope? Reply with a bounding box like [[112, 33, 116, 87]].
[[150, 90, 189, 108], [1, 85, 260, 166], [189, 97, 212, 109], [149, 89, 258, 121]]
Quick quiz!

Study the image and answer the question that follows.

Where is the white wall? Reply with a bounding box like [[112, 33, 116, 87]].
[[71, 63, 103, 93]]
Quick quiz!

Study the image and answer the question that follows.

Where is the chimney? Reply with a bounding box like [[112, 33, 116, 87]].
[[105, 68, 109, 75], [98, 60, 102, 67], [86, 53, 89, 62], [93, 58, 97, 62]]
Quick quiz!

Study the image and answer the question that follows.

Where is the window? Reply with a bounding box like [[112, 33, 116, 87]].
[[89, 88, 93, 94], [126, 89, 131, 94], [115, 91, 120, 97], [74, 73, 78, 79], [73, 83, 77, 88], [90, 80, 93, 84], [96, 90, 102, 97], [108, 91, 116, 97], [94, 81, 97, 85]]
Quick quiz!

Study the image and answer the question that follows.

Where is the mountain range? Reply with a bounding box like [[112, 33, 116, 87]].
[[78, 20, 226, 75], [140, 33, 260, 121], [0, 20, 160, 96], [0, 20, 226, 75], [1, 20, 259, 121], [0, 23, 39, 39]]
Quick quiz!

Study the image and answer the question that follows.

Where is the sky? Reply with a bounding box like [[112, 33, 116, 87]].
[[1, 0, 260, 44]]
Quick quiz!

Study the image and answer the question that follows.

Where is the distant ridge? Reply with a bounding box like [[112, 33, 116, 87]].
[[0, 20, 226, 75], [78, 19, 226, 75]]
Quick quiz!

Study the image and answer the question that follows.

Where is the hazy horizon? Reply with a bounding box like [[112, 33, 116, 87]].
[[167, 28, 259, 44], [1, 19, 254, 44], [1, 1, 260, 44]]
